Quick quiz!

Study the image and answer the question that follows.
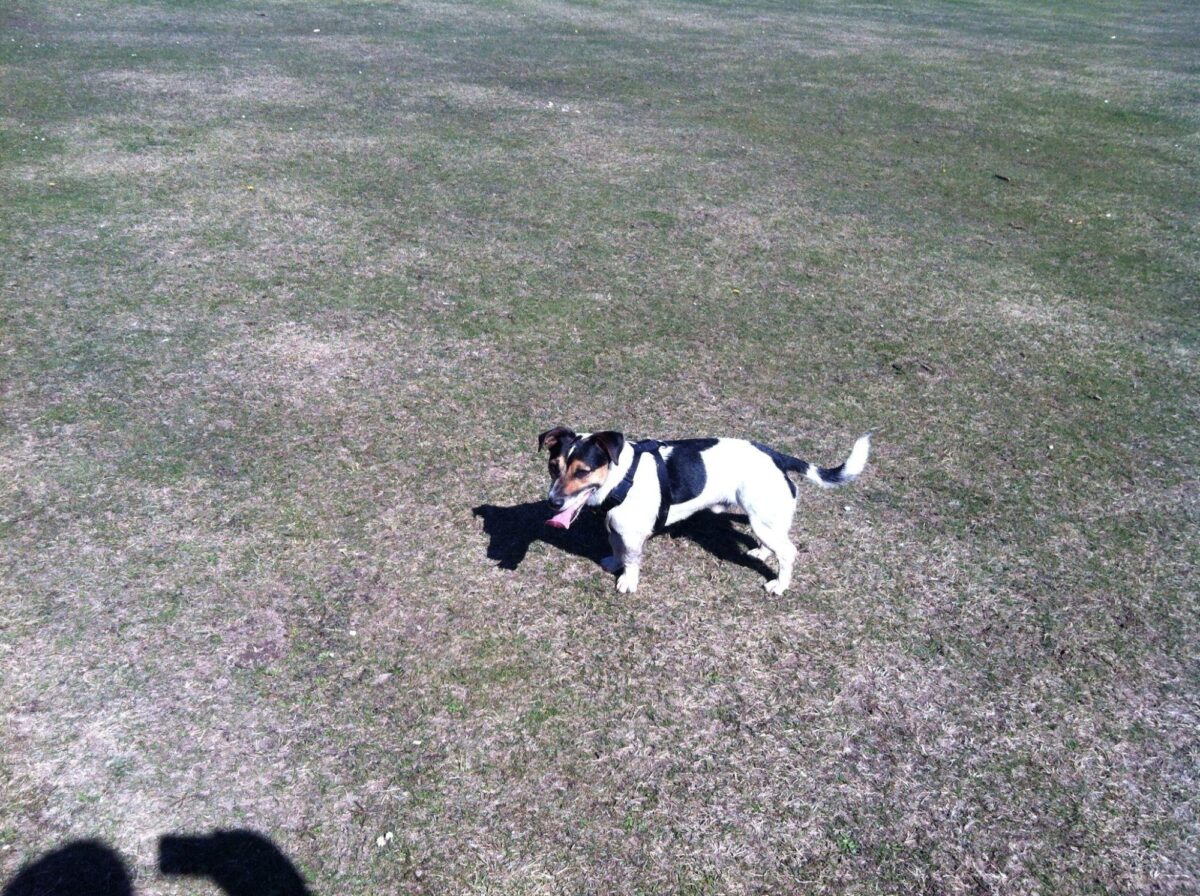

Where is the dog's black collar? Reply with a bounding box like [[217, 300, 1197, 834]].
[[600, 439, 670, 531]]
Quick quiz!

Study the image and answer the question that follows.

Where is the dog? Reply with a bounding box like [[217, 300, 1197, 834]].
[[537, 427, 871, 594]]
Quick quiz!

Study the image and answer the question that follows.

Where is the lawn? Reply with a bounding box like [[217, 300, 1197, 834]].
[[1, 1, 1196, 893]]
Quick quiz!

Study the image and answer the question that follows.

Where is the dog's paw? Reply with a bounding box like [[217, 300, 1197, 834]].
[[600, 555, 623, 574], [763, 578, 789, 595], [616, 572, 639, 593], [747, 546, 773, 562]]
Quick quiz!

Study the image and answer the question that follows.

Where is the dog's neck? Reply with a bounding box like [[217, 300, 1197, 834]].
[[589, 441, 638, 506]]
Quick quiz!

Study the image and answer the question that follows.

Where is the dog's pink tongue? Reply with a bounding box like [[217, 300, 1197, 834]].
[[546, 505, 579, 529]]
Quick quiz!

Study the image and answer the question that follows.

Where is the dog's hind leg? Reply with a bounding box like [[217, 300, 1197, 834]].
[[747, 524, 772, 561], [748, 517, 797, 594], [747, 543, 773, 562]]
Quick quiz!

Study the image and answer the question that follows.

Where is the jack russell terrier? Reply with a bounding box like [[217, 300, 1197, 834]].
[[538, 427, 870, 593]]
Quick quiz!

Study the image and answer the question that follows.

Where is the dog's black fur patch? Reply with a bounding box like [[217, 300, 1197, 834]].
[[661, 439, 719, 505]]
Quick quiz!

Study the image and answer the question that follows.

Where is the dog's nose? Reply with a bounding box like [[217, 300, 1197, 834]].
[[548, 494, 565, 510]]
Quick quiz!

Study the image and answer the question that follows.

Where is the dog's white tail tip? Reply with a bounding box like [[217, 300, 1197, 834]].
[[844, 432, 871, 479]]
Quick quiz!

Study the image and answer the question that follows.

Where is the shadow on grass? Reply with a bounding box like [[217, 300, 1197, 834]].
[[2, 841, 131, 896], [664, 511, 774, 579], [3, 830, 311, 896], [473, 500, 609, 569], [159, 830, 312, 896], [473, 502, 774, 581]]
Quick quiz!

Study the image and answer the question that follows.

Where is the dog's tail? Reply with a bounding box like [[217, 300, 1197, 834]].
[[761, 433, 872, 488]]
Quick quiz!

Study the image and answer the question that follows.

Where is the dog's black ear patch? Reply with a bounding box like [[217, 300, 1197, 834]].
[[591, 431, 625, 466], [538, 426, 577, 453]]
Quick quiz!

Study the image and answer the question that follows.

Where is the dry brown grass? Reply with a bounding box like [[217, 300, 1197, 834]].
[[2, 0, 1197, 893]]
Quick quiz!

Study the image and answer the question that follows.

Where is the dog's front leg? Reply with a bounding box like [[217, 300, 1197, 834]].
[[603, 524, 645, 593], [616, 541, 643, 594], [600, 528, 625, 575]]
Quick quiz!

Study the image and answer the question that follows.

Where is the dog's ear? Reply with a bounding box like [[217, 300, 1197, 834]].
[[591, 431, 625, 466], [538, 426, 576, 453]]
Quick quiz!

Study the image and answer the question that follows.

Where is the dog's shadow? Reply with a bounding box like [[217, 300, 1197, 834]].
[[472, 502, 773, 579], [472, 501, 608, 570], [666, 511, 774, 578]]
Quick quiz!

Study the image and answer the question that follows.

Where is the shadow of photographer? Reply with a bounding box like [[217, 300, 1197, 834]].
[[159, 830, 312, 896], [4, 830, 311, 896], [2, 841, 131, 896]]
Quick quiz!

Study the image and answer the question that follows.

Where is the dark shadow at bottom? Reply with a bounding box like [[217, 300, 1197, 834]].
[[3, 841, 131, 896], [159, 829, 312, 896], [3, 830, 312, 896]]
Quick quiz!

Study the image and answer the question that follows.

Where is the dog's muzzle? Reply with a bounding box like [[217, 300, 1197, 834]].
[[545, 486, 597, 529]]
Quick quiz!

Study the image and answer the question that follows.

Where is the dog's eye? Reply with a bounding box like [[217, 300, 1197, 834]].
[[574, 468, 592, 479]]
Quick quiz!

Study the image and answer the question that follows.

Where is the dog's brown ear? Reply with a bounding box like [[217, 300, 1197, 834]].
[[538, 426, 576, 453], [591, 431, 626, 466]]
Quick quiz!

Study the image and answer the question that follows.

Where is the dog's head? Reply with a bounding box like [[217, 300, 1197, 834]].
[[537, 426, 626, 529]]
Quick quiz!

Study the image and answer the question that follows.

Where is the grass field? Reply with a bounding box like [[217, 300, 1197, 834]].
[[2, 1, 1197, 893]]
